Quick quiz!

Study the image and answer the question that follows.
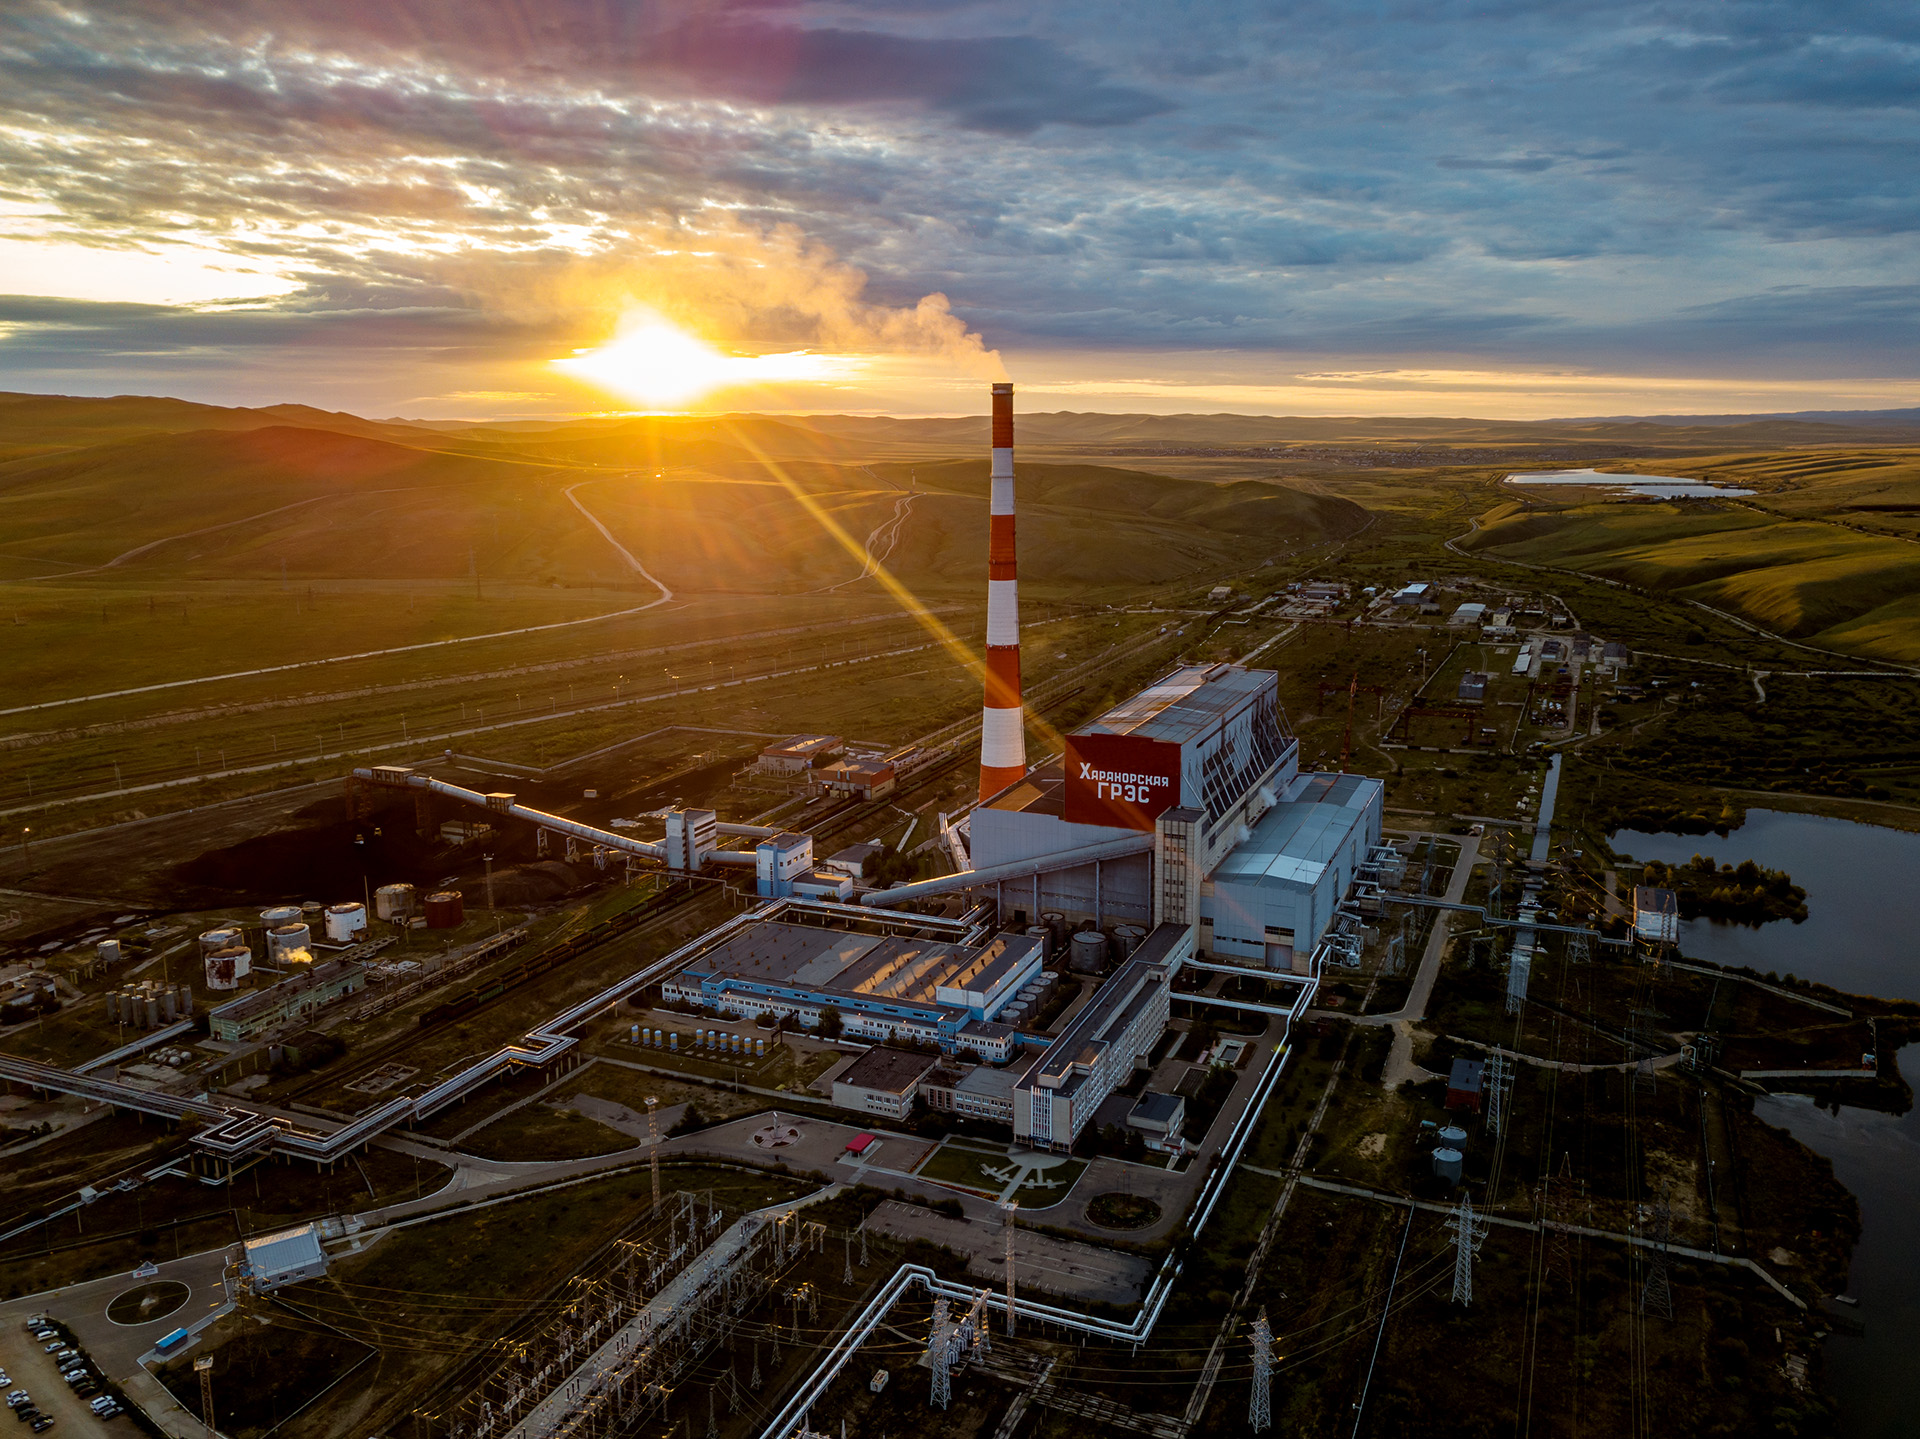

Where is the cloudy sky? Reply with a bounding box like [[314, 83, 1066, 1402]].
[[1, 0, 1917, 418]]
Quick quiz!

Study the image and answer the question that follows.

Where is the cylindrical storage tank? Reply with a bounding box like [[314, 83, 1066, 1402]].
[[1432, 1147, 1464, 1185], [260, 905, 301, 928], [1041, 912, 1067, 946], [1437, 1125, 1469, 1149], [374, 883, 415, 921], [107, 992, 124, 1024], [669, 1032, 679, 1051], [176, 984, 192, 1016], [143, 996, 160, 1027], [424, 891, 464, 929], [325, 903, 368, 943], [1024, 925, 1052, 958], [756, 1038, 766, 1058], [1069, 930, 1109, 973], [205, 948, 244, 990], [1113, 924, 1147, 959], [268, 924, 311, 961], [97, 938, 122, 965], [159, 988, 177, 1022], [301, 901, 326, 930], [199, 927, 241, 958]]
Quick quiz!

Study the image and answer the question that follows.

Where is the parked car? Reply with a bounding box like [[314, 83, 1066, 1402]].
[[85, 1401, 114, 1417], [12, 1408, 39, 1426], [28, 1418, 52, 1433], [3, 1395, 27, 1411], [0, 1372, 9, 1387]]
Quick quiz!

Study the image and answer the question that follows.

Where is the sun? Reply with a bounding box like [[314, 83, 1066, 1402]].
[[552, 315, 846, 408]]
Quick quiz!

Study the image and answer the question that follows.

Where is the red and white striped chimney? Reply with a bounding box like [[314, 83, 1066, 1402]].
[[979, 382, 1026, 801]]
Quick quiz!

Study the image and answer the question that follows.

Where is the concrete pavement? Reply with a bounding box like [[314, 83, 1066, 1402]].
[[1358, 833, 1481, 1088]]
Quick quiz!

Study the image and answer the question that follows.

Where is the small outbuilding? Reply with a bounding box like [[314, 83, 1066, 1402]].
[[1445, 1057, 1486, 1113], [243, 1222, 328, 1292]]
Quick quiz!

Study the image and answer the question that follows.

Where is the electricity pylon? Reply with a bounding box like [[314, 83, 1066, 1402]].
[[1447, 1194, 1488, 1306], [1249, 1306, 1273, 1433]]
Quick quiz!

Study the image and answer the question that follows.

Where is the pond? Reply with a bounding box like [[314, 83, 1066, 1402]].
[[1608, 809, 1920, 1002], [1506, 467, 1756, 498], [1757, 1047, 1920, 1439]]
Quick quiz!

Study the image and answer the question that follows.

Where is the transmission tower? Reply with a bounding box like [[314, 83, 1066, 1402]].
[[706, 1389, 719, 1439], [1446, 1194, 1488, 1306], [1002, 1199, 1019, 1336], [1249, 1306, 1273, 1433], [843, 1232, 853, 1287], [1483, 1053, 1512, 1137], [928, 1298, 952, 1410], [194, 1355, 215, 1433], [1540, 1154, 1578, 1289], [858, 1219, 869, 1268], [1640, 1190, 1675, 1319], [1566, 927, 1591, 965], [1630, 1011, 1659, 1096], [647, 1096, 661, 1212]]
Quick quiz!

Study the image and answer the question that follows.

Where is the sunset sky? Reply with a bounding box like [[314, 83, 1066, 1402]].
[[1, 1, 1916, 419]]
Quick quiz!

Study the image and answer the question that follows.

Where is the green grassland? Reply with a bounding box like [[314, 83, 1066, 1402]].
[[1461, 488, 1920, 662]]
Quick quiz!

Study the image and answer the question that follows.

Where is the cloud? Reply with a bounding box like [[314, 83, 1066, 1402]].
[[0, 0, 1917, 412]]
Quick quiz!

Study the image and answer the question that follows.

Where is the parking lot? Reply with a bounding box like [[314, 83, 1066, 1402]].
[[0, 1319, 130, 1439]]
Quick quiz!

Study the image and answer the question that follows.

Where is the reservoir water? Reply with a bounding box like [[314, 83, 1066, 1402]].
[[1608, 809, 1920, 1002], [1757, 1048, 1920, 1439], [1505, 467, 1756, 498], [1613, 809, 1920, 1435]]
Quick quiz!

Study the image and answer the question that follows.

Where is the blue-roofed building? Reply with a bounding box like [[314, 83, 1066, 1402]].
[[1202, 771, 1385, 971], [660, 918, 1040, 1059]]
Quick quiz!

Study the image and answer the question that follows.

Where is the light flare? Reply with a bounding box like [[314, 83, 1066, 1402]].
[[553, 314, 852, 408]]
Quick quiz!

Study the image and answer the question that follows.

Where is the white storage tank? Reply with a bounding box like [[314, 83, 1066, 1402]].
[[199, 927, 242, 958], [97, 939, 122, 965], [268, 924, 312, 961], [325, 903, 368, 943], [261, 905, 302, 928], [205, 946, 248, 990], [374, 884, 415, 921]]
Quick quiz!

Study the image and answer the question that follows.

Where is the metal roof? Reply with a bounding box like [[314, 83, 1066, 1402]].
[[244, 1222, 325, 1280], [1073, 664, 1275, 746], [1212, 773, 1380, 893]]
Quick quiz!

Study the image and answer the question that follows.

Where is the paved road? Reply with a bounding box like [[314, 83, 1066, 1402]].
[[1357, 833, 1482, 1088]]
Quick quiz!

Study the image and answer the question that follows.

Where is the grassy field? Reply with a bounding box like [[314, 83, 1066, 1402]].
[[1461, 484, 1920, 663]]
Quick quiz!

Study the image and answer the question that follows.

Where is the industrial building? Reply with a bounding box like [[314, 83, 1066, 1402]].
[[241, 1223, 329, 1291], [831, 1046, 941, 1119], [1203, 772, 1385, 973], [756, 734, 843, 775], [1634, 886, 1680, 945], [660, 917, 1041, 1059], [1012, 928, 1177, 1151], [208, 959, 366, 1042]]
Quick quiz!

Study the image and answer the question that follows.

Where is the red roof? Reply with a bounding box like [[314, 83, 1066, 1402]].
[[845, 1133, 876, 1153]]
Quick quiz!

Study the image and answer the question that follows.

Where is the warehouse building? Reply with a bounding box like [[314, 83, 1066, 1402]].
[[660, 916, 1041, 1059], [208, 960, 365, 1042]]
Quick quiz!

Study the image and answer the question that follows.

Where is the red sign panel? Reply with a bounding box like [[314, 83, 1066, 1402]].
[[1063, 734, 1183, 831]]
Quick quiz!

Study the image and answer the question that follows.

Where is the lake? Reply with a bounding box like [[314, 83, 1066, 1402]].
[[1608, 809, 1920, 1002], [1757, 1048, 1920, 1439], [1506, 467, 1756, 498]]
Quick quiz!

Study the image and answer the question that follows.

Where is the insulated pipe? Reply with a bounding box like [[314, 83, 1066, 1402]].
[[979, 381, 1026, 800], [364, 770, 668, 860], [859, 831, 1152, 907]]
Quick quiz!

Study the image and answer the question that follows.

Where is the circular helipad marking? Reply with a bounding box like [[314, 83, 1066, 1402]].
[[106, 1280, 190, 1327]]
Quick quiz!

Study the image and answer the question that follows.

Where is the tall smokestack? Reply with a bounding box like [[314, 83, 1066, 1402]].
[[979, 382, 1026, 801]]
